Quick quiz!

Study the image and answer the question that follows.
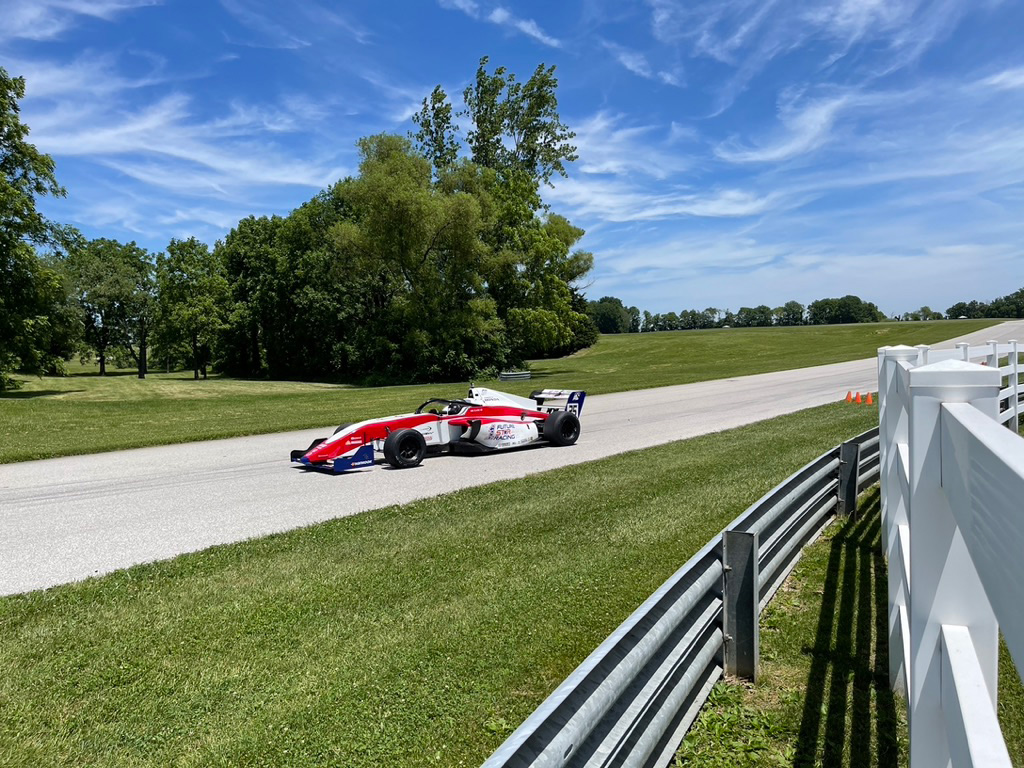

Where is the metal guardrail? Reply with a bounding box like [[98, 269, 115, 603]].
[[499, 371, 533, 381], [482, 426, 880, 768]]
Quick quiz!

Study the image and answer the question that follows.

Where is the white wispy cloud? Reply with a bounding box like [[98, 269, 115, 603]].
[[573, 111, 692, 179], [548, 175, 785, 222], [438, 0, 479, 16], [716, 95, 848, 163], [0, 0, 160, 42], [436, 0, 560, 48], [487, 7, 560, 47], [978, 66, 1024, 91], [600, 40, 685, 87], [28, 92, 345, 193], [219, 0, 370, 49], [602, 41, 652, 78], [646, 0, 981, 113]]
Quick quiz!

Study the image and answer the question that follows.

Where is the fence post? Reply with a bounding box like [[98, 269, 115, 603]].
[[988, 339, 1000, 368], [915, 344, 930, 366], [907, 359, 1001, 768], [1013, 340, 1020, 435], [880, 345, 917, 694], [956, 342, 970, 361], [723, 530, 759, 682], [837, 439, 860, 519], [877, 347, 890, 516]]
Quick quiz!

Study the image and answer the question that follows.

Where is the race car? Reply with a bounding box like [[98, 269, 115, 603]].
[[290, 387, 586, 472]]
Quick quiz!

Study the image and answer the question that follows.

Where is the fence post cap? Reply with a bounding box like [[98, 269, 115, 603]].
[[883, 345, 919, 359], [908, 358, 1001, 388]]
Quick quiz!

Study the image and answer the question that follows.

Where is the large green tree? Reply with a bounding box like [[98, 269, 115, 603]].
[[67, 238, 154, 377], [157, 237, 228, 379], [0, 67, 80, 387]]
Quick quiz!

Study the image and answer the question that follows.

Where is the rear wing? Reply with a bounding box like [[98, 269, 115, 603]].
[[531, 389, 586, 417]]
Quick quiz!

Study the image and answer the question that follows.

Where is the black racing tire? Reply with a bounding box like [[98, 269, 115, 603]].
[[383, 429, 427, 468], [545, 410, 580, 446], [333, 422, 354, 435]]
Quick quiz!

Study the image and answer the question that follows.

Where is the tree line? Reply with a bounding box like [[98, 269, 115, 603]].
[[585, 295, 886, 333], [1, 58, 599, 387]]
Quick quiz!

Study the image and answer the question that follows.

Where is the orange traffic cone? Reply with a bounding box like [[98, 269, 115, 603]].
[[845, 391, 853, 403], [855, 392, 863, 404], [867, 392, 874, 405]]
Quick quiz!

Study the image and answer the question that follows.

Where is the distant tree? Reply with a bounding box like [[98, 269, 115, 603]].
[[807, 295, 884, 325], [627, 305, 641, 333], [945, 300, 988, 319], [773, 300, 804, 326], [157, 237, 228, 380], [217, 215, 283, 377], [66, 239, 154, 377], [721, 309, 737, 327], [641, 310, 654, 332], [736, 305, 773, 327], [989, 288, 1024, 318], [586, 295, 631, 334], [903, 305, 943, 321]]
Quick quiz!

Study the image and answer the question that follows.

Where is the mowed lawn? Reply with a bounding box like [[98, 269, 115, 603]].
[[0, 319, 997, 463], [0, 402, 880, 768]]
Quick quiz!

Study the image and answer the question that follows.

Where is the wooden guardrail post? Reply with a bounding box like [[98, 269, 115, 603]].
[[837, 440, 860, 519], [723, 530, 759, 682]]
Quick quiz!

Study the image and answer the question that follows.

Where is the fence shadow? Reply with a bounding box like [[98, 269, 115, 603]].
[[793, 489, 901, 767]]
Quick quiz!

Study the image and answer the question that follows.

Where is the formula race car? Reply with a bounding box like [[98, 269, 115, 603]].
[[290, 387, 586, 472]]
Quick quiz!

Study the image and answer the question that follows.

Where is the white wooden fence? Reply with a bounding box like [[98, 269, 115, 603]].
[[878, 340, 1024, 767]]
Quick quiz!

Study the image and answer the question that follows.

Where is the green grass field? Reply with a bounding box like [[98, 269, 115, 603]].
[[0, 402, 881, 768], [0, 320, 997, 463]]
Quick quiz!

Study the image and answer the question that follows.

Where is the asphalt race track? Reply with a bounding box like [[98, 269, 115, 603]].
[[3, 321, 1023, 595]]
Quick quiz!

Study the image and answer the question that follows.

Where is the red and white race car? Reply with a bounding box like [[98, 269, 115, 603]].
[[290, 387, 586, 472]]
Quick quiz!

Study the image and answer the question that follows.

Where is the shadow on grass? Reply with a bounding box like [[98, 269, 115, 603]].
[[0, 389, 84, 399], [794, 490, 901, 767]]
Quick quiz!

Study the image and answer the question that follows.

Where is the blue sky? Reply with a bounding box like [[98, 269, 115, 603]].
[[2, 0, 1023, 316]]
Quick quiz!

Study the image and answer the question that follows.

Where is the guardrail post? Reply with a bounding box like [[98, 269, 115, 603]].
[[907, 359, 1001, 768], [837, 440, 860, 519], [723, 530, 759, 682]]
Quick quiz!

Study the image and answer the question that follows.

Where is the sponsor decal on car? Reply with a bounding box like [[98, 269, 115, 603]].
[[488, 424, 517, 441]]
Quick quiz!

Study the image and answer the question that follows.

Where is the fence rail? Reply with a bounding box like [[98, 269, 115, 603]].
[[482, 427, 880, 768], [878, 342, 1024, 767]]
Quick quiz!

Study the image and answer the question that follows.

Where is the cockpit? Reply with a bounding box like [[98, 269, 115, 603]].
[[414, 398, 472, 416]]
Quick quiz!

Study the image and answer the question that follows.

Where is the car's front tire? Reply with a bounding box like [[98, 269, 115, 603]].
[[383, 428, 427, 468], [544, 411, 581, 446], [333, 422, 354, 435]]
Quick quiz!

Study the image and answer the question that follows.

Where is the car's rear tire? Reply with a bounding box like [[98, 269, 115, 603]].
[[545, 411, 580, 446], [383, 429, 427, 468], [333, 422, 354, 435]]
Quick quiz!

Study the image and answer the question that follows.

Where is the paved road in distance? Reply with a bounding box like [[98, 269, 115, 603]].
[[3, 321, 1022, 595]]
